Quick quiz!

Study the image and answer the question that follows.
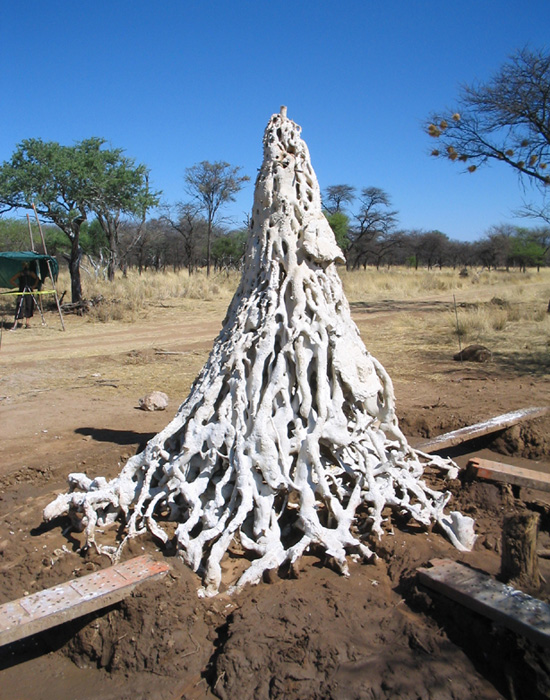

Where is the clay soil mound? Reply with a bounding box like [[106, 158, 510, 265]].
[[1, 301, 549, 699]]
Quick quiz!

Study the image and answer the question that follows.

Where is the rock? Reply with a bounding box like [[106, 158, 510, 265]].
[[453, 344, 492, 362], [138, 391, 169, 411]]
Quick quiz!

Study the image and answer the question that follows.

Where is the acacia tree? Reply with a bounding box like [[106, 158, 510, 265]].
[[323, 184, 356, 214], [160, 203, 207, 274], [324, 210, 351, 253], [532, 226, 550, 265], [347, 187, 398, 269], [415, 230, 451, 269], [0, 139, 89, 302], [0, 137, 159, 300], [510, 228, 547, 271], [369, 230, 404, 269], [0, 217, 42, 250], [81, 138, 160, 281], [184, 161, 249, 276], [475, 224, 517, 270], [426, 48, 550, 199]]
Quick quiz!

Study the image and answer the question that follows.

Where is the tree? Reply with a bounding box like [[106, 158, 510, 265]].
[[446, 239, 475, 269], [160, 203, 207, 275], [475, 224, 516, 269], [0, 139, 90, 302], [211, 229, 247, 270], [531, 226, 550, 265], [81, 138, 160, 281], [347, 187, 398, 269], [324, 210, 351, 252], [322, 184, 356, 255], [0, 137, 160, 301], [510, 228, 546, 271], [414, 230, 451, 269], [0, 217, 35, 251], [84, 218, 109, 258], [323, 184, 356, 214], [369, 230, 403, 269], [426, 48, 550, 193], [184, 161, 249, 276]]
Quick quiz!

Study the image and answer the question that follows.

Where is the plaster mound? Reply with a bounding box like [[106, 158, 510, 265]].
[[44, 108, 473, 595]]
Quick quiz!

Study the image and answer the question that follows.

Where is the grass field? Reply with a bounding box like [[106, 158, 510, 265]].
[[76, 264, 550, 358], [2, 265, 549, 374]]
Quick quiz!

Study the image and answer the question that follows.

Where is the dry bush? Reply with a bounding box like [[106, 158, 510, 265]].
[[450, 291, 550, 346], [453, 305, 508, 339]]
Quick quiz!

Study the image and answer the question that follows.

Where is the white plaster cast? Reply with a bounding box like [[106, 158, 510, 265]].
[[44, 108, 475, 595]]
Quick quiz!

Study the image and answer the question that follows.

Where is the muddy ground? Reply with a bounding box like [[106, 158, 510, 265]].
[[0, 295, 549, 700]]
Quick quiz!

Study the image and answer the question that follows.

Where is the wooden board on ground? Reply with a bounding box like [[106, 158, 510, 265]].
[[417, 406, 548, 454], [467, 457, 550, 493], [0, 554, 169, 647], [417, 558, 550, 648]]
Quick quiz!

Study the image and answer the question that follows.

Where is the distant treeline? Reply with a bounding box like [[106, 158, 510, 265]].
[[1, 214, 549, 276]]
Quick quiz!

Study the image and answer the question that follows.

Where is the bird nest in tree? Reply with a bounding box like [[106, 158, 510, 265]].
[[45, 108, 475, 596]]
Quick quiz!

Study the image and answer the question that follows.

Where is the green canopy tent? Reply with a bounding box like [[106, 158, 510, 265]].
[[0, 251, 64, 330], [0, 251, 58, 289]]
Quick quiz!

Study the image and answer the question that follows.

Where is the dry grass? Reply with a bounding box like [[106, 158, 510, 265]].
[[1, 264, 548, 411], [0, 268, 239, 325], [340, 267, 550, 381], [452, 300, 549, 340], [339, 266, 464, 301], [2, 266, 548, 370], [339, 266, 549, 304], [78, 265, 550, 316], [60, 268, 241, 323], [445, 297, 550, 366]]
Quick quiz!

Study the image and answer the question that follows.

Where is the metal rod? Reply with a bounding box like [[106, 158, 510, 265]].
[[453, 294, 462, 358]]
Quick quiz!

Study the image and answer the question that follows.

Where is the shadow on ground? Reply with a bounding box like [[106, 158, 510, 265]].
[[75, 427, 155, 450]]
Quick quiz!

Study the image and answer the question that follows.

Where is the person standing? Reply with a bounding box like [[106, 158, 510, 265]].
[[10, 262, 39, 329]]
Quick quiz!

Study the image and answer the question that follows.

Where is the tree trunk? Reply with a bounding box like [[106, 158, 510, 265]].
[[107, 237, 118, 282], [206, 216, 213, 277], [68, 234, 83, 304]]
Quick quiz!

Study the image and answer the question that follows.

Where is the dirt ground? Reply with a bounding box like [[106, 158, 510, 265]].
[[1, 293, 549, 700]]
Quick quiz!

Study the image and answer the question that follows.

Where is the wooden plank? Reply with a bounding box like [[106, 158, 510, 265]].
[[417, 558, 550, 648], [0, 554, 169, 647], [417, 406, 548, 454], [467, 457, 550, 493]]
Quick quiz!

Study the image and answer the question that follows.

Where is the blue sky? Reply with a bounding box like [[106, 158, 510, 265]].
[[1, 1, 548, 241]]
